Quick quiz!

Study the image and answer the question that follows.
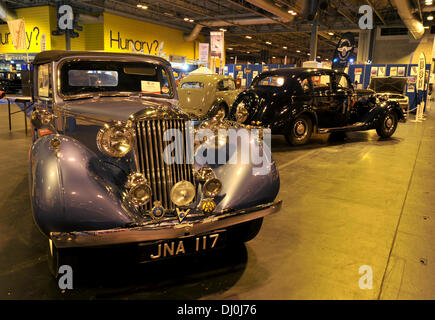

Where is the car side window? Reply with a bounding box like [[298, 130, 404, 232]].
[[335, 74, 350, 89], [300, 78, 310, 93], [311, 74, 331, 90], [217, 79, 235, 91]]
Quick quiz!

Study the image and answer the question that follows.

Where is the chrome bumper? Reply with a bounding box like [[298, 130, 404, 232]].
[[51, 201, 282, 248]]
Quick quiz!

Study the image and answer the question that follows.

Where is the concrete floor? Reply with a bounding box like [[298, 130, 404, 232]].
[[1, 103, 434, 299]]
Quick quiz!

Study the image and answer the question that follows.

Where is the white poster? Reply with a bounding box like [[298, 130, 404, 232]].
[[7, 19, 26, 50], [199, 43, 209, 64], [417, 53, 426, 91], [210, 31, 224, 59], [141, 81, 161, 94]]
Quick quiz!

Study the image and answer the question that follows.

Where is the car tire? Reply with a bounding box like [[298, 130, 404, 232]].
[[232, 218, 263, 243], [376, 111, 398, 138], [285, 115, 313, 146]]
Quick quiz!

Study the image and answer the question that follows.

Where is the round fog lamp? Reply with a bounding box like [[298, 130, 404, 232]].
[[170, 181, 196, 207], [128, 184, 152, 206], [203, 178, 222, 197]]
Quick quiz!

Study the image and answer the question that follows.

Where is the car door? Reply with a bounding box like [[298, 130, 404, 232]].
[[309, 72, 339, 128], [332, 73, 354, 126]]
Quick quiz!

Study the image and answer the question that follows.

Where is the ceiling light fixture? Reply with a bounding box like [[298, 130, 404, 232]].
[[425, 0, 433, 5], [265, 41, 272, 45], [283, 46, 288, 49], [296, 50, 301, 53], [184, 17, 189, 21], [428, 15, 434, 21], [189, 19, 194, 22], [219, 28, 227, 32], [245, 35, 252, 39], [328, 32, 334, 36]]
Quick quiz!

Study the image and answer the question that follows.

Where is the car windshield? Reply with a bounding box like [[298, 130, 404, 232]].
[[252, 74, 285, 88], [60, 60, 172, 98]]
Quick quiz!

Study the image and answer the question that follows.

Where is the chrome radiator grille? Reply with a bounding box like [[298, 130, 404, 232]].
[[134, 119, 195, 211]]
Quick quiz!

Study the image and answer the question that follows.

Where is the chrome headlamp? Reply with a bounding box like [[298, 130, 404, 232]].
[[97, 121, 134, 157], [235, 101, 249, 123], [170, 181, 196, 207], [195, 167, 222, 197], [31, 109, 55, 127], [125, 173, 152, 206], [203, 178, 222, 197]]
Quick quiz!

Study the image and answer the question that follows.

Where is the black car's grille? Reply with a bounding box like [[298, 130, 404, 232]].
[[134, 119, 195, 212]]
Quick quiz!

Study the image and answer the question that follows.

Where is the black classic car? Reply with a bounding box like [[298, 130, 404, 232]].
[[230, 68, 405, 146], [29, 51, 281, 276]]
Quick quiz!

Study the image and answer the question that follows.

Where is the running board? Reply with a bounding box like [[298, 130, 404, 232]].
[[318, 122, 366, 134]]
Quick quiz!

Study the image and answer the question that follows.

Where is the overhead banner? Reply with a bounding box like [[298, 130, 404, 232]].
[[199, 42, 209, 63], [332, 32, 356, 70], [417, 52, 426, 91], [210, 31, 224, 59], [7, 19, 26, 50]]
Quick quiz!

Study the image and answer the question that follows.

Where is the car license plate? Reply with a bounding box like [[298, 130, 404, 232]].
[[137, 231, 226, 262]]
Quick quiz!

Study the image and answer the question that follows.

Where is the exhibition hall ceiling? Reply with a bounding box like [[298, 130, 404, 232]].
[[1, 0, 432, 62]]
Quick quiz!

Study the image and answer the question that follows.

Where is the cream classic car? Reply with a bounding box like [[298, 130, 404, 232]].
[[178, 74, 241, 118]]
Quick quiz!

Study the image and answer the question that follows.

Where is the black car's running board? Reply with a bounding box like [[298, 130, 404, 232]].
[[318, 122, 366, 134]]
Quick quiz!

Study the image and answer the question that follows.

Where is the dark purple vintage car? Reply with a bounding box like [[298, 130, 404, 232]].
[[29, 51, 281, 276]]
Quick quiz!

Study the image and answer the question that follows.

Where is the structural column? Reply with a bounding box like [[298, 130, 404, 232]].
[[357, 29, 375, 64], [310, 19, 318, 60]]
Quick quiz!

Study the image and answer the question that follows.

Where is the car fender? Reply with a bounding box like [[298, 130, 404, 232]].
[[194, 126, 280, 211], [269, 103, 318, 130], [29, 135, 135, 236], [358, 100, 405, 125]]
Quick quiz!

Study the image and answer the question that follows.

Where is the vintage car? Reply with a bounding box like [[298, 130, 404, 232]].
[[369, 76, 409, 114], [178, 74, 241, 119], [229, 68, 405, 146], [29, 51, 281, 275]]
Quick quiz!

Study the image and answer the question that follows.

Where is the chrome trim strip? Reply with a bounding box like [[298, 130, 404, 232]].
[[51, 201, 282, 248]]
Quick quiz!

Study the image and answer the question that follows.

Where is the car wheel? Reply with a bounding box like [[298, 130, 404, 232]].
[[376, 111, 398, 138], [285, 115, 313, 146], [231, 218, 263, 243]]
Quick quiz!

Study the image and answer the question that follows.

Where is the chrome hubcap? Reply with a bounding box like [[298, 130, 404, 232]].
[[294, 120, 307, 139], [385, 116, 394, 131]]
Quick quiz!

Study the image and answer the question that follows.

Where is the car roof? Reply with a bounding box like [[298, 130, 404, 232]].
[[180, 74, 231, 83], [32, 50, 171, 66], [259, 67, 343, 78]]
